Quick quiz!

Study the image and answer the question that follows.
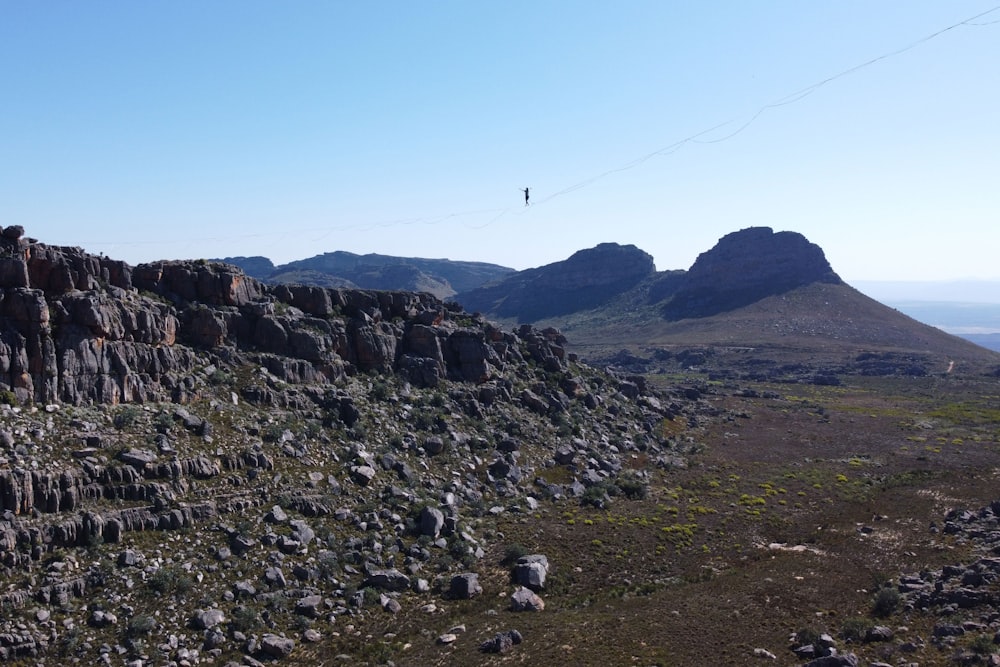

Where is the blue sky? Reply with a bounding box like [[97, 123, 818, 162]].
[[3, 2, 999, 282]]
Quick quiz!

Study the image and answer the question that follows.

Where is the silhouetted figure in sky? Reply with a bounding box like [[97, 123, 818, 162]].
[[522, 187, 530, 206]]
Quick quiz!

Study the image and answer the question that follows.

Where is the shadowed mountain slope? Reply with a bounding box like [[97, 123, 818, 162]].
[[455, 243, 657, 321]]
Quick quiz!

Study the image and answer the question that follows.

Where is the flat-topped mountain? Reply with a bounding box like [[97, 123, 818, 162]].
[[217, 250, 514, 300], [456, 243, 657, 322], [660, 227, 841, 319]]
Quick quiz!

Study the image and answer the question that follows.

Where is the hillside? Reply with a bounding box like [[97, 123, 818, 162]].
[[0, 225, 702, 664], [218, 251, 515, 300], [458, 228, 1000, 380]]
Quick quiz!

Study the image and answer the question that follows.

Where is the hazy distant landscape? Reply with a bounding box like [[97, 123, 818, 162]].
[[854, 281, 1000, 351]]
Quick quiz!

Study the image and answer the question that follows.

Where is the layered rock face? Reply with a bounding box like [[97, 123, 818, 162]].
[[662, 227, 842, 319], [0, 226, 543, 405]]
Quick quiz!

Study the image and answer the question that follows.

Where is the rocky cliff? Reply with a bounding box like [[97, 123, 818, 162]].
[[0, 226, 539, 406]]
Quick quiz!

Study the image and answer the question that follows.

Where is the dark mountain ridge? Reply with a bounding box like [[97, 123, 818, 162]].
[[456, 227, 842, 322], [217, 250, 515, 300], [456, 243, 657, 322], [455, 227, 998, 379]]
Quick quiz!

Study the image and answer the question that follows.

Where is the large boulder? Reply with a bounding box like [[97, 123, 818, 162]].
[[514, 554, 549, 591], [449, 573, 483, 599]]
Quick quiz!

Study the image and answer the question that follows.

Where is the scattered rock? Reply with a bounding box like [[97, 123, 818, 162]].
[[449, 573, 483, 599], [191, 608, 226, 630], [514, 554, 549, 591], [261, 633, 295, 658], [510, 586, 545, 612], [479, 629, 523, 654]]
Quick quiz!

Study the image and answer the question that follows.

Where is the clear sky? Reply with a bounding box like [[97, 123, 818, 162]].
[[3, 2, 999, 282]]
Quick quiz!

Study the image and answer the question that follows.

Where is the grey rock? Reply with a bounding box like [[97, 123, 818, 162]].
[[118, 448, 157, 469], [294, 595, 323, 618], [349, 465, 376, 486], [191, 608, 226, 630], [261, 633, 295, 658], [365, 568, 411, 592], [865, 625, 894, 642], [420, 506, 445, 538], [265, 505, 288, 523], [802, 655, 859, 667], [449, 572, 483, 599], [479, 629, 523, 654], [290, 519, 315, 545], [89, 609, 118, 627], [264, 567, 287, 588], [514, 554, 549, 590], [510, 586, 545, 612]]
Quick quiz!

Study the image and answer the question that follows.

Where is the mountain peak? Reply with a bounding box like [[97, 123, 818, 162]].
[[662, 226, 841, 319], [456, 242, 655, 321]]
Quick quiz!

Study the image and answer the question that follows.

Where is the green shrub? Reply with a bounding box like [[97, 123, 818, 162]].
[[126, 614, 156, 637], [840, 616, 873, 642], [370, 380, 391, 402], [794, 627, 823, 648], [146, 565, 194, 597], [229, 605, 260, 633], [872, 586, 900, 617], [0, 389, 17, 406], [969, 633, 996, 655], [616, 473, 649, 500], [261, 422, 286, 443], [500, 543, 530, 567], [113, 405, 143, 429], [208, 369, 231, 386], [153, 411, 173, 433], [581, 481, 614, 508]]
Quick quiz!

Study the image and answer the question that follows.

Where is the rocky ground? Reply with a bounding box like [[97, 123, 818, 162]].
[[4, 226, 1000, 666]]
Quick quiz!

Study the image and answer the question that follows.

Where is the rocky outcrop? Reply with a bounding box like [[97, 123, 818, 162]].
[[662, 227, 842, 319], [0, 226, 710, 666], [0, 228, 568, 405], [456, 243, 656, 321]]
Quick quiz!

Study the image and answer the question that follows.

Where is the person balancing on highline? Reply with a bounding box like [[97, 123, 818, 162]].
[[522, 187, 530, 206]]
